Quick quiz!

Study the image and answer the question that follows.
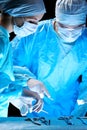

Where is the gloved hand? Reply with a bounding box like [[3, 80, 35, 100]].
[[27, 78, 51, 99], [10, 89, 44, 116], [22, 89, 43, 113]]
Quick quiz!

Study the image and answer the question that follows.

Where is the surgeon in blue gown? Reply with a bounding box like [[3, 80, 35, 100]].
[[0, 0, 46, 117], [13, 0, 87, 117]]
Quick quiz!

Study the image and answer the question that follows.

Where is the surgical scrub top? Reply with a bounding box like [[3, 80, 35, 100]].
[[13, 19, 87, 117], [0, 26, 15, 117]]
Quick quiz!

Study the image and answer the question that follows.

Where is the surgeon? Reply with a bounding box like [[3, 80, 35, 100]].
[[13, 0, 87, 117], [0, 0, 46, 37], [0, 0, 46, 117]]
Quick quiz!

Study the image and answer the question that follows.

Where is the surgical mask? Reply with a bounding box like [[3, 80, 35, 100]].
[[58, 25, 83, 43], [14, 21, 38, 38]]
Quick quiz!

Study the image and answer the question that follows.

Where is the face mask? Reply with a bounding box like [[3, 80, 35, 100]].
[[14, 21, 38, 38], [58, 26, 83, 43]]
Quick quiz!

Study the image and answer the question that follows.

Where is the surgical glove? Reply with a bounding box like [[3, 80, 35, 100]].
[[10, 91, 43, 116], [27, 79, 51, 99], [22, 89, 43, 113]]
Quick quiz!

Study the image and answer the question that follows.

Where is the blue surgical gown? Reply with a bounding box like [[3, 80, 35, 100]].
[[13, 19, 87, 117], [0, 26, 15, 117]]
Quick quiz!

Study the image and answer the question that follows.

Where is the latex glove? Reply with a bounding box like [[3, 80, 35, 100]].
[[10, 90, 43, 116], [22, 89, 43, 113], [27, 79, 51, 99]]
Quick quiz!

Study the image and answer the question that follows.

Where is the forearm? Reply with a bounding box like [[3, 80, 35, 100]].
[[72, 74, 87, 116], [13, 66, 36, 86]]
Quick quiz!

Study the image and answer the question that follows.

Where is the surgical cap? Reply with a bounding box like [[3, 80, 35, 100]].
[[55, 0, 87, 26], [0, 0, 46, 17]]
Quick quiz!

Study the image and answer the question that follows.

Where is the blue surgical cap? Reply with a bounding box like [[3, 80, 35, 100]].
[[0, 0, 46, 17], [55, 0, 87, 26]]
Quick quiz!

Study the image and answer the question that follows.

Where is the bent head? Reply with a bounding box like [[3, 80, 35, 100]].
[[13, 13, 44, 38], [55, 0, 87, 43], [1, 0, 46, 37]]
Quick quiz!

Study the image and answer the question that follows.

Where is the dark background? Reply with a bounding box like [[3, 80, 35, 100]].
[[43, 0, 56, 20]]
